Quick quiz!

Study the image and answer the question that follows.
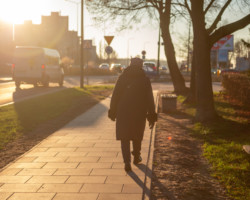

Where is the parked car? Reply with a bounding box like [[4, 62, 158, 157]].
[[110, 63, 122, 73], [221, 68, 239, 75], [143, 61, 158, 78], [160, 65, 168, 74], [12, 46, 64, 88], [99, 63, 109, 70]]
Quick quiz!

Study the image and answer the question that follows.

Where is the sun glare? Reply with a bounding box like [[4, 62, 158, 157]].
[[0, 0, 44, 24]]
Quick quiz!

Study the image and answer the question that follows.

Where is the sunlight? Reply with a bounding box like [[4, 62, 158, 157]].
[[0, 0, 46, 24]]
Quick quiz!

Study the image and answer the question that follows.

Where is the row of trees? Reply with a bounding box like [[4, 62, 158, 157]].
[[86, 0, 250, 122]]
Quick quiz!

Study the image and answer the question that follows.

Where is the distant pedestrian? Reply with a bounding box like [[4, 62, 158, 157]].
[[108, 57, 157, 172]]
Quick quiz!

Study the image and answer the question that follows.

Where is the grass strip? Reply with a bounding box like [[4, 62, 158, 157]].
[[178, 94, 250, 200], [0, 85, 113, 150]]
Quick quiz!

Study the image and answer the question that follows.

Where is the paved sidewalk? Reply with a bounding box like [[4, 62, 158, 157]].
[[0, 92, 157, 200]]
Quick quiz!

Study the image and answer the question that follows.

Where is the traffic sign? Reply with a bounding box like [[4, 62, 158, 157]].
[[83, 40, 92, 49], [142, 50, 146, 55], [104, 36, 114, 45], [105, 46, 113, 54]]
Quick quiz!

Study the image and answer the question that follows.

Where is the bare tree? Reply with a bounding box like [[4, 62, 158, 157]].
[[86, 0, 188, 94], [178, 0, 250, 121]]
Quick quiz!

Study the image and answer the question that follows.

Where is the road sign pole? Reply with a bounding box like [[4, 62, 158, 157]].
[[157, 23, 160, 76], [80, 0, 84, 88]]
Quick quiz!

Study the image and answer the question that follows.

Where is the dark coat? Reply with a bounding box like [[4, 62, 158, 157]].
[[109, 66, 156, 141]]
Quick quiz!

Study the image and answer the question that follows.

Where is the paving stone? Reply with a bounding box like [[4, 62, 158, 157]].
[[17, 169, 57, 176], [94, 143, 121, 148], [75, 147, 120, 152], [43, 163, 78, 169], [0, 192, 13, 200], [33, 156, 68, 163], [47, 148, 77, 152], [56, 152, 88, 157], [97, 194, 141, 200], [38, 143, 68, 148], [24, 152, 57, 157], [8, 193, 55, 200], [0, 168, 22, 176], [0, 183, 42, 192], [0, 176, 31, 183], [77, 163, 112, 169], [38, 183, 82, 193], [111, 163, 126, 169], [66, 143, 95, 148], [29, 148, 49, 152], [122, 184, 143, 193], [54, 169, 91, 176], [98, 157, 123, 163], [8, 163, 46, 169], [66, 156, 100, 163], [90, 169, 126, 176], [106, 176, 144, 184], [53, 193, 98, 200], [80, 183, 122, 193], [27, 175, 69, 183], [15, 157, 37, 163], [86, 152, 118, 157], [66, 176, 106, 183]]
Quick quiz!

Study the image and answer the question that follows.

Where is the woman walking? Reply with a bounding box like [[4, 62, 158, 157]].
[[108, 57, 157, 172]]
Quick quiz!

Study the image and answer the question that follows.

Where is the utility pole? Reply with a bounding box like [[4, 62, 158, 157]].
[[80, 0, 84, 88]]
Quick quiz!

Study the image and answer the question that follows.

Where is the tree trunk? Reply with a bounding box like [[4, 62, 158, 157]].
[[191, 1, 217, 121], [160, 13, 188, 95], [184, 53, 196, 104]]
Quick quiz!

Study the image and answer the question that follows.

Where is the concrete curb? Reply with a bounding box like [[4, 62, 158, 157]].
[[142, 91, 159, 200]]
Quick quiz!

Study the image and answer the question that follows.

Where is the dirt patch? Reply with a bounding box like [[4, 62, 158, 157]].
[[150, 95, 231, 200], [0, 89, 112, 170]]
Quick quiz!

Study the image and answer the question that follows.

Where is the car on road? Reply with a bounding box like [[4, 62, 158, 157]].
[[99, 63, 109, 70], [110, 63, 122, 73], [160, 65, 168, 74], [12, 46, 64, 88], [143, 61, 158, 78]]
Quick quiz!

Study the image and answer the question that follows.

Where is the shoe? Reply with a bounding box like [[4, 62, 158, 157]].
[[124, 163, 132, 172], [133, 155, 142, 165]]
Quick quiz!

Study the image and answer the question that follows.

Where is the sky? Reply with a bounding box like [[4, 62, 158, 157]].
[[0, 0, 249, 62]]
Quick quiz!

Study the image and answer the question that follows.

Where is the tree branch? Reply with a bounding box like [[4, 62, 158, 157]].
[[207, 0, 232, 34], [204, 0, 216, 15], [184, 0, 191, 15], [210, 14, 250, 46]]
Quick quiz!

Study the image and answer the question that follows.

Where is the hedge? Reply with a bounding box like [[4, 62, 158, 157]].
[[222, 72, 250, 105]]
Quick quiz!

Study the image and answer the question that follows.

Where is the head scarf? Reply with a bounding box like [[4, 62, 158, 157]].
[[130, 57, 143, 68]]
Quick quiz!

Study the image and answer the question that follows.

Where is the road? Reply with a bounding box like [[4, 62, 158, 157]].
[[0, 76, 222, 106]]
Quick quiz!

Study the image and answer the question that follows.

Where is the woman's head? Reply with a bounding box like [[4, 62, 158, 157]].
[[130, 57, 143, 68]]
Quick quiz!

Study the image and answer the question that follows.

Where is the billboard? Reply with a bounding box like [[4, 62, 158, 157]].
[[212, 35, 234, 51], [218, 49, 228, 62]]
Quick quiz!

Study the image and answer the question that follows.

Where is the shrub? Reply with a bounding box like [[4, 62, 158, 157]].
[[222, 72, 250, 105]]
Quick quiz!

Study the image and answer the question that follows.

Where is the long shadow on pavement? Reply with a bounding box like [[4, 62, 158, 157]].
[[127, 163, 177, 200]]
